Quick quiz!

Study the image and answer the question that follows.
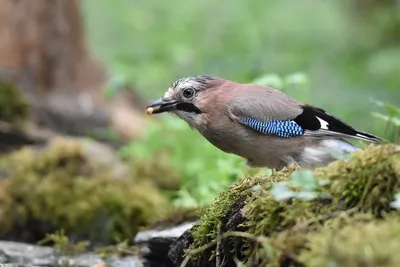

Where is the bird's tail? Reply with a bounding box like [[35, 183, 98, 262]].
[[353, 130, 386, 144], [310, 128, 387, 145]]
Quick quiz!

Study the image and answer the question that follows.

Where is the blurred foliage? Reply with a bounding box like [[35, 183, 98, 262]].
[[0, 137, 169, 244], [128, 154, 183, 192], [0, 79, 29, 124], [371, 99, 400, 143], [153, 205, 200, 228]]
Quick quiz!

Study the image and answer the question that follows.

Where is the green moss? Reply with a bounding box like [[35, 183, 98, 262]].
[[190, 165, 296, 251], [0, 137, 169, 244], [38, 229, 91, 256], [316, 144, 400, 213], [299, 214, 400, 267], [188, 144, 400, 266], [0, 79, 29, 124], [95, 240, 139, 260], [245, 144, 400, 265]]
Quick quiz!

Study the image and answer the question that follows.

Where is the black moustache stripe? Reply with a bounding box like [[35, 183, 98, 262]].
[[176, 103, 202, 114]]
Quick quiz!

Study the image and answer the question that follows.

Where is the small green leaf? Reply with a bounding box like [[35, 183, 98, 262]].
[[372, 112, 400, 126], [318, 191, 332, 199], [327, 260, 340, 267], [363, 244, 374, 259], [390, 192, 400, 209], [318, 179, 331, 186], [271, 182, 295, 201], [284, 72, 309, 87], [389, 117, 400, 126], [252, 74, 283, 89], [372, 112, 391, 122], [251, 184, 263, 193], [370, 98, 385, 108], [290, 170, 317, 191], [233, 258, 246, 267], [259, 237, 275, 261], [296, 191, 317, 200], [383, 103, 400, 117], [172, 189, 199, 207]]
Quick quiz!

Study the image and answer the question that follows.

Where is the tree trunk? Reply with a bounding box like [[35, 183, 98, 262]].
[[0, 0, 112, 138], [0, 0, 146, 143], [0, 0, 105, 99]]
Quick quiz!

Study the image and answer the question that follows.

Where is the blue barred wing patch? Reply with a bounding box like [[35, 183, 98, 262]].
[[239, 117, 304, 138]]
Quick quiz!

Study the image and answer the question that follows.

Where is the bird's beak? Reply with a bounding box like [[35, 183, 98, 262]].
[[145, 97, 179, 115]]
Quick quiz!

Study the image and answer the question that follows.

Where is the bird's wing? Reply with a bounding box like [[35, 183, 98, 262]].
[[228, 85, 383, 143]]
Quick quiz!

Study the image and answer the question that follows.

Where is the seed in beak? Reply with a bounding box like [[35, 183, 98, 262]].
[[146, 107, 154, 115]]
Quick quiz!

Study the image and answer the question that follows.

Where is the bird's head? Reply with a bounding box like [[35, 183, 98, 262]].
[[146, 75, 223, 126]]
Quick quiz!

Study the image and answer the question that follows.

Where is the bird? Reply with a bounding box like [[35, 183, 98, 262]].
[[145, 75, 385, 170]]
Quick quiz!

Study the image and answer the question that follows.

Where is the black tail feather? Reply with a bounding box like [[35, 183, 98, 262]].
[[294, 104, 385, 144], [354, 130, 385, 144]]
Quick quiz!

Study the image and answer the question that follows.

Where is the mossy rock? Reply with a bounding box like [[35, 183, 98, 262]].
[[0, 79, 29, 124], [129, 154, 182, 191], [0, 137, 170, 245], [172, 144, 400, 267]]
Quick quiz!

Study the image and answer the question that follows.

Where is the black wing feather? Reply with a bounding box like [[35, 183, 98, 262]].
[[293, 105, 384, 143]]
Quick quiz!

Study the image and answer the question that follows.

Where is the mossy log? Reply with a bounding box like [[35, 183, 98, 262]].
[[169, 144, 400, 267]]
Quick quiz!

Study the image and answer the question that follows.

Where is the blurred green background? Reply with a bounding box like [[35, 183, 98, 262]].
[[80, 0, 400, 206]]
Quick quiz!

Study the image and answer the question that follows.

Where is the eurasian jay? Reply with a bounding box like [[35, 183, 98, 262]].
[[146, 75, 384, 170]]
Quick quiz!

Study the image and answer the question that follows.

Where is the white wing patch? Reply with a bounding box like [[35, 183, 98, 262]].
[[316, 117, 329, 130]]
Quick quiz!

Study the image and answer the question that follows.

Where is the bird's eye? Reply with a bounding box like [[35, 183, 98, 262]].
[[182, 88, 195, 99]]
